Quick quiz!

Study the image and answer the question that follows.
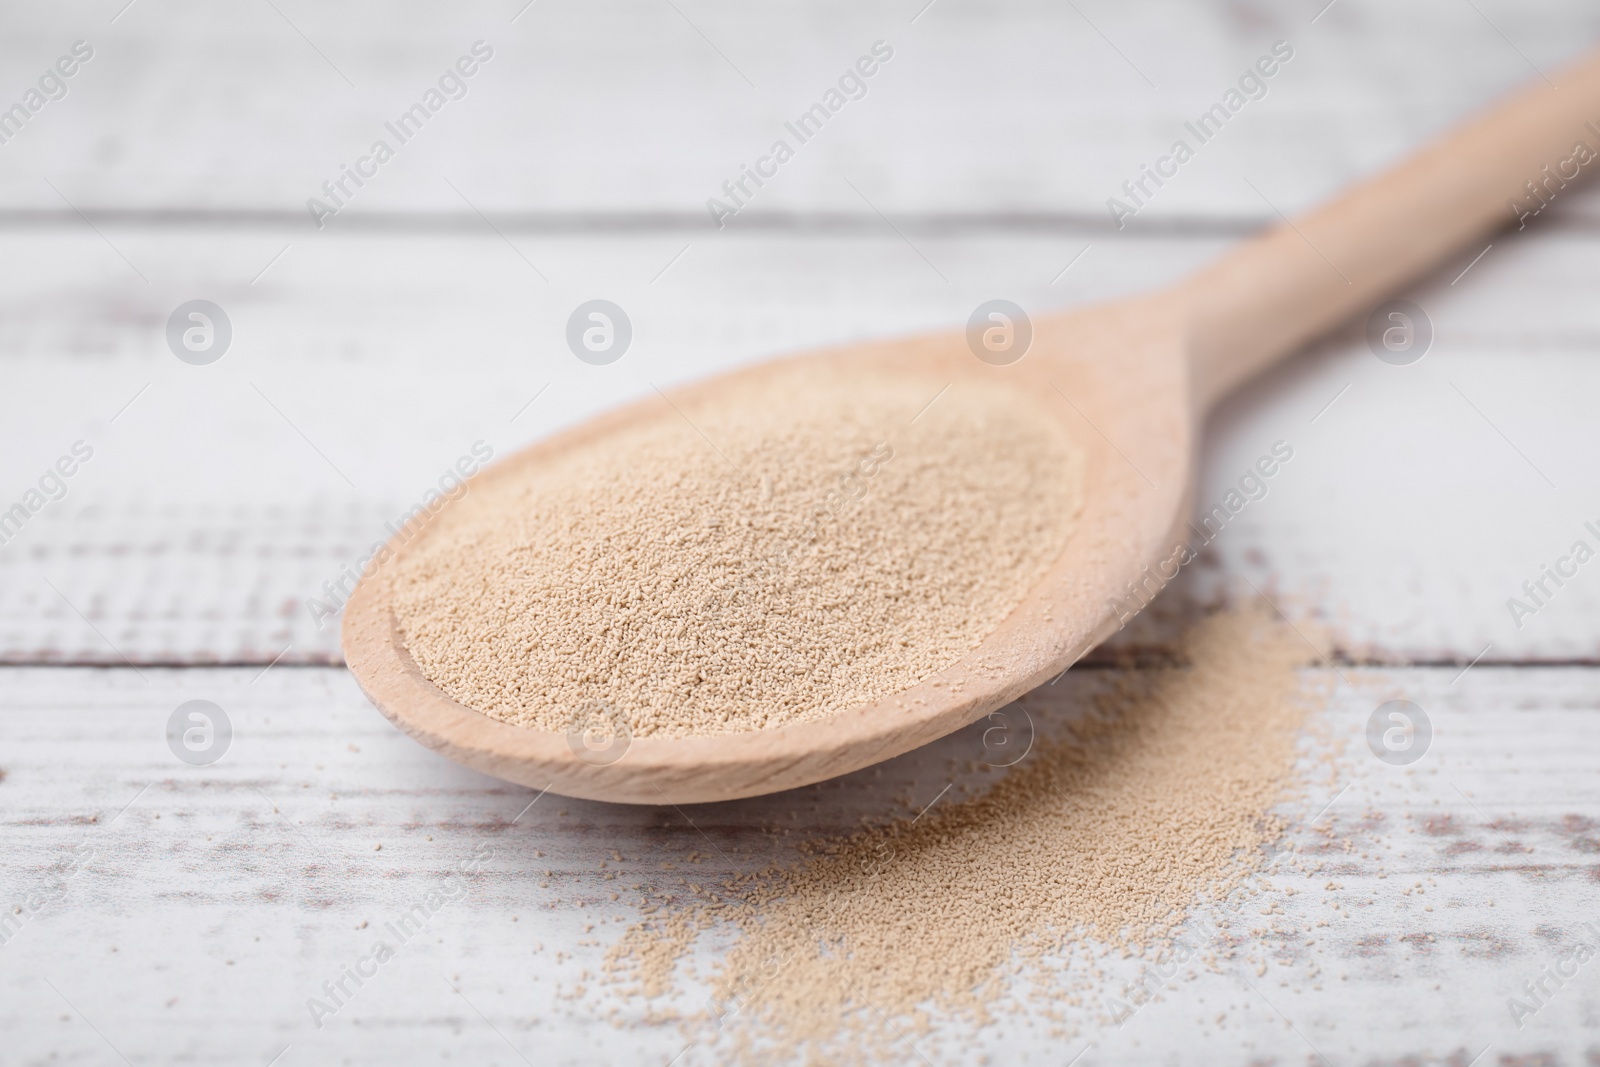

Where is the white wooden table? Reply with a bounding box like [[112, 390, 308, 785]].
[[3, 2, 1600, 1063]]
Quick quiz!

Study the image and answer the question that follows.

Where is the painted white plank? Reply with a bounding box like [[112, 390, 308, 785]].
[[3, 219, 1600, 664], [0, 0, 1594, 219], [0, 663, 1597, 1063]]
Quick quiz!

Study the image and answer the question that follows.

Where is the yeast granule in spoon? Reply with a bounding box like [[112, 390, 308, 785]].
[[390, 365, 1083, 737]]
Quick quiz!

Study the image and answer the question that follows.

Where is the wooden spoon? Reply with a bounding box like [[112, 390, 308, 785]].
[[346, 51, 1600, 804]]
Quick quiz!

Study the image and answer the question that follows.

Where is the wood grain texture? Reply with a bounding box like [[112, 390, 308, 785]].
[[2, 1, 1597, 1059], [1, 0, 1597, 219], [3, 220, 1600, 667], [1, 664, 1597, 1064]]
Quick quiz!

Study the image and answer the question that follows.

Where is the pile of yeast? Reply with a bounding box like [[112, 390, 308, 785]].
[[604, 604, 1323, 1062], [391, 365, 1083, 736]]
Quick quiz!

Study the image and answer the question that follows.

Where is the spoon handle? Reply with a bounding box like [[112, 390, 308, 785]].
[[1185, 47, 1600, 410]]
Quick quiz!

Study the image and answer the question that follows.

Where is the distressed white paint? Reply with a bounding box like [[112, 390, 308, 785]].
[[3, 221, 1600, 663], [1, 665, 1597, 1064], [4, 4, 1600, 1060], [0, 1, 1595, 219]]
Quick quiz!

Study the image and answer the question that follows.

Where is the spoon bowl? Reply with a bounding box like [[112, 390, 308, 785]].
[[346, 295, 1192, 802]]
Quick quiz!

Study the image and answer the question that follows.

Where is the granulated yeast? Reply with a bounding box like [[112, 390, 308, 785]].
[[604, 605, 1321, 1060], [392, 365, 1082, 736]]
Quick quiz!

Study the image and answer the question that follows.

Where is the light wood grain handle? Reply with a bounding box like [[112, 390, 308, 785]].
[[1185, 47, 1600, 410]]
